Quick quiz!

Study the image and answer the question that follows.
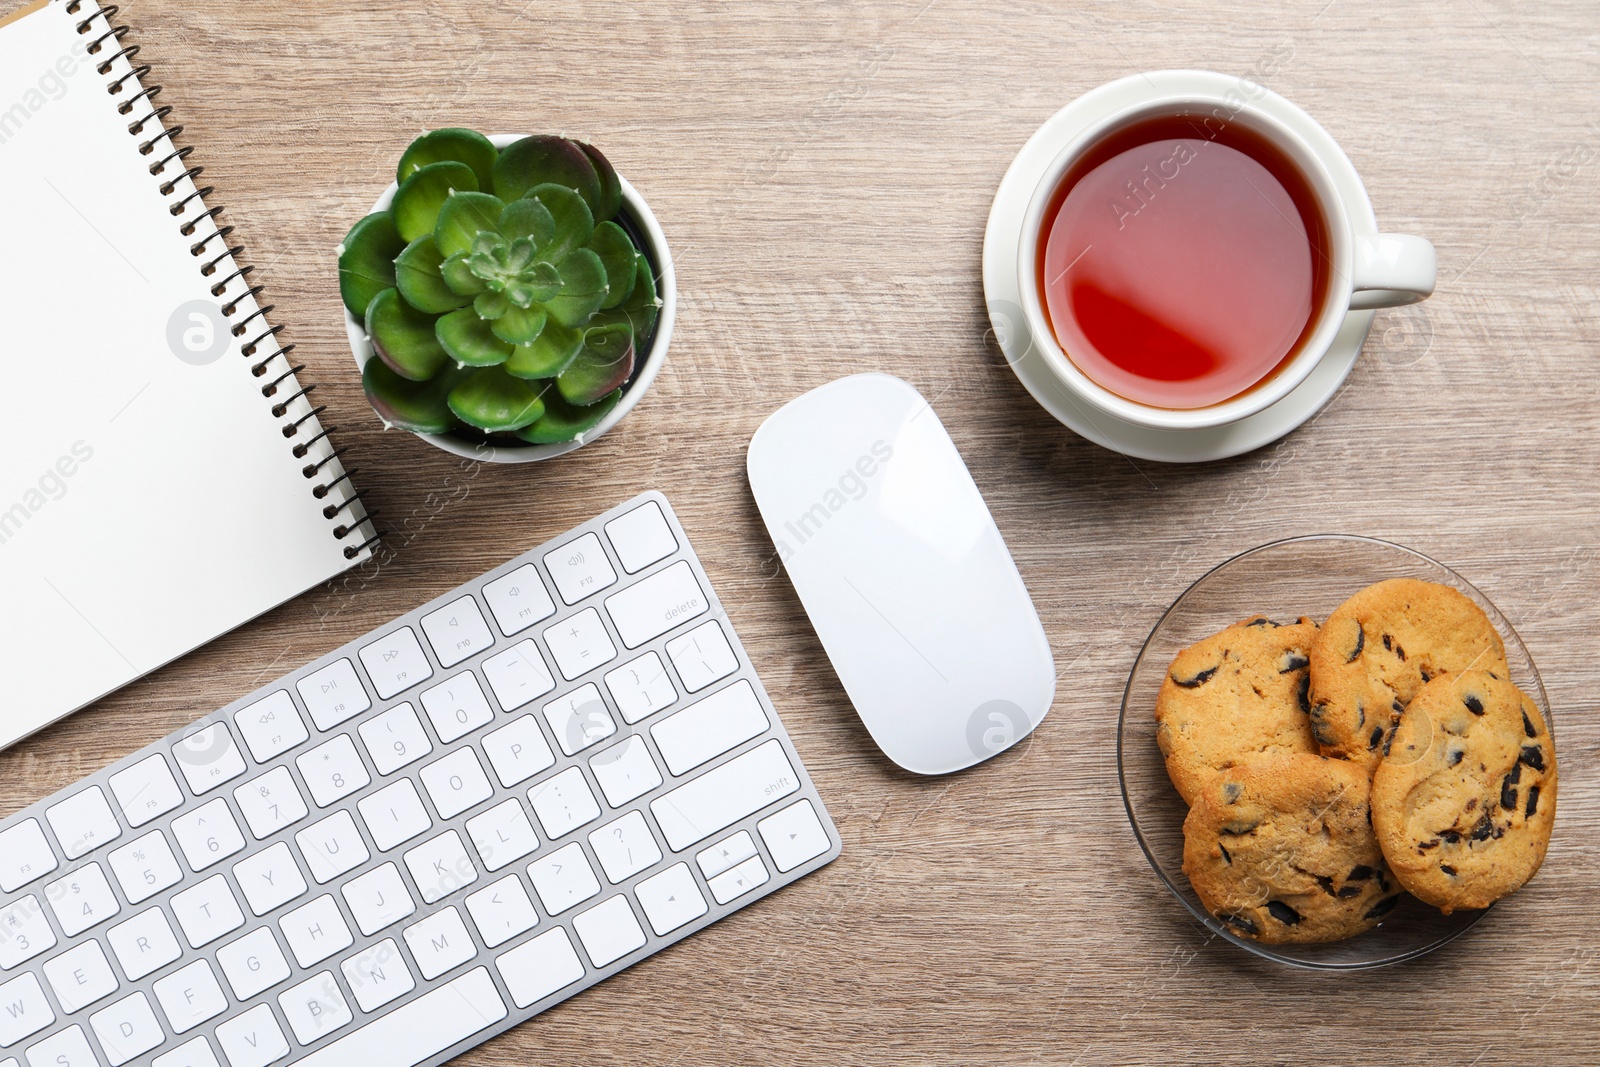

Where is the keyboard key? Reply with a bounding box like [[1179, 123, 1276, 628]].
[[542, 683, 616, 756], [341, 938, 414, 1012], [107, 830, 182, 904], [650, 739, 799, 851], [0, 972, 53, 1046], [216, 926, 290, 1000], [358, 779, 432, 852], [359, 627, 434, 700], [341, 863, 415, 937], [403, 906, 475, 980], [89, 992, 162, 1062], [358, 701, 432, 776], [45, 863, 119, 936], [465, 875, 538, 948], [215, 1004, 289, 1067], [279, 895, 352, 968], [171, 723, 247, 796], [527, 842, 599, 915], [291, 968, 505, 1067], [0, 820, 57, 893], [153, 958, 227, 1033], [106, 908, 180, 980], [0, 896, 54, 968], [297, 734, 371, 807], [296, 810, 370, 884], [25, 1025, 98, 1067], [665, 619, 739, 693], [106, 755, 184, 829], [589, 735, 663, 808], [46, 787, 120, 860], [634, 863, 708, 936], [527, 767, 601, 839], [572, 894, 646, 968], [759, 799, 833, 872], [588, 810, 662, 884], [707, 854, 769, 905], [404, 830, 477, 904], [233, 765, 309, 839], [42, 940, 117, 1014], [482, 564, 557, 636], [545, 532, 617, 604], [233, 690, 310, 763], [651, 679, 769, 776], [170, 875, 243, 948], [543, 607, 618, 680], [419, 747, 493, 820], [153, 1037, 220, 1067], [604, 652, 677, 723], [481, 715, 555, 788], [297, 658, 372, 731], [604, 560, 708, 649], [421, 595, 495, 668], [170, 798, 245, 872], [465, 798, 539, 872], [604, 500, 678, 573], [481, 640, 556, 711], [496, 927, 585, 1008], [279, 970, 352, 1045], [420, 671, 494, 743], [232, 841, 307, 916], [695, 830, 758, 879]]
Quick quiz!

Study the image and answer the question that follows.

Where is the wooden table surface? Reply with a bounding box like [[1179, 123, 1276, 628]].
[[6, 0, 1598, 1063]]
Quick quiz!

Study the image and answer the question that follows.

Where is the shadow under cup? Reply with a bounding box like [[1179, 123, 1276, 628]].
[[1032, 107, 1341, 414]]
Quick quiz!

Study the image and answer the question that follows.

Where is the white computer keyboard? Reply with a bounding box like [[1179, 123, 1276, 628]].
[[0, 493, 839, 1067]]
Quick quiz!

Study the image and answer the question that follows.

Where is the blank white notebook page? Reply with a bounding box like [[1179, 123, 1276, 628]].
[[0, 0, 370, 745]]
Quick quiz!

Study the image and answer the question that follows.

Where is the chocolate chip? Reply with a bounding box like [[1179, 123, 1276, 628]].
[[1315, 874, 1337, 896], [1419, 839, 1440, 850], [1220, 819, 1259, 835], [1392, 699, 1404, 714], [1368, 726, 1384, 750], [1218, 842, 1231, 865], [1365, 895, 1400, 919], [1357, 704, 1366, 729], [1347, 865, 1376, 880], [1347, 626, 1365, 662], [1279, 651, 1309, 673], [1439, 830, 1462, 844], [1464, 694, 1485, 715], [1246, 617, 1273, 627], [1222, 781, 1242, 803], [1471, 812, 1494, 840], [1523, 710, 1538, 738], [1396, 644, 1407, 661], [1526, 785, 1540, 818], [1297, 675, 1311, 715], [1440, 864, 1458, 876], [1519, 746, 1545, 771], [1501, 775, 1518, 810], [1309, 706, 1336, 746], [1382, 727, 1397, 757], [1219, 913, 1257, 936], [1337, 885, 1363, 898], [1265, 901, 1301, 925], [1172, 666, 1217, 688], [1447, 747, 1465, 766], [1383, 634, 1392, 650], [1465, 797, 1478, 813], [1420, 668, 1433, 683]]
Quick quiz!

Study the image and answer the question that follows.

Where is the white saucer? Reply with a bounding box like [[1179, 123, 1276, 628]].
[[981, 72, 1376, 464]]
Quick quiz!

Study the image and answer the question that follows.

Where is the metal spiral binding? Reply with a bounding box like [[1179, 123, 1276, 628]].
[[66, 0, 378, 561]]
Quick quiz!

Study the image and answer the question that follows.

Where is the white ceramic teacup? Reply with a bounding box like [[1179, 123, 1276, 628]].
[[1016, 72, 1436, 431]]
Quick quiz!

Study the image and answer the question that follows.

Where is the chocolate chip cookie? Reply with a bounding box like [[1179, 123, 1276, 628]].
[[1372, 670, 1556, 913], [1308, 579, 1509, 772], [1155, 616, 1320, 805], [1182, 752, 1397, 943]]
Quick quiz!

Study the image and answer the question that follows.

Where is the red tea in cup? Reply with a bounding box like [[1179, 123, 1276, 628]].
[[1038, 114, 1331, 409]]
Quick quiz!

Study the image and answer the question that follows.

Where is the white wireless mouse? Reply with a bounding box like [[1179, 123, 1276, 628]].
[[746, 373, 1054, 775]]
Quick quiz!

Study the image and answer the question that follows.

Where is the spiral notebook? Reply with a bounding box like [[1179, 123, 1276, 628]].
[[0, 0, 376, 748]]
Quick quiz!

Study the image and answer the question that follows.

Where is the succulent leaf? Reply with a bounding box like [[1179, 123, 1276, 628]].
[[498, 198, 556, 246], [440, 252, 487, 296], [504, 319, 583, 379], [363, 357, 469, 434], [545, 248, 608, 328], [492, 135, 603, 212], [591, 252, 660, 343], [436, 307, 513, 367], [588, 221, 636, 309], [398, 128, 498, 191], [434, 191, 506, 258], [475, 291, 511, 320], [576, 142, 623, 222], [491, 303, 548, 345], [392, 161, 478, 243], [557, 323, 635, 405], [523, 183, 594, 261], [447, 366, 549, 432], [339, 212, 406, 319], [395, 236, 472, 314], [515, 387, 622, 444], [366, 287, 449, 381]]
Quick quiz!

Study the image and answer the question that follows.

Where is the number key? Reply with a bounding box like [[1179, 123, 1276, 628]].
[[233, 766, 309, 839], [296, 735, 371, 807], [358, 702, 433, 776]]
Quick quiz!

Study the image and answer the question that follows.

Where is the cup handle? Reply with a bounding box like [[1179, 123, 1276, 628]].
[[1349, 233, 1437, 310]]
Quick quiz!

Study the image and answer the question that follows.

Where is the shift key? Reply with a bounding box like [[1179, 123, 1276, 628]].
[[650, 740, 798, 851], [604, 560, 708, 648]]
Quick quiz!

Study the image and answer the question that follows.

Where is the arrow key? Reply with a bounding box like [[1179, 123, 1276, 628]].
[[634, 863, 707, 936], [694, 830, 757, 880]]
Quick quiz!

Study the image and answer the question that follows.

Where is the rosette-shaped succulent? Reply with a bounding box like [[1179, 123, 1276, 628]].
[[340, 130, 661, 445]]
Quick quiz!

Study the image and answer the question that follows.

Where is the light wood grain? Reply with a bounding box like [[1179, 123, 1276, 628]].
[[6, 0, 1600, 1063]]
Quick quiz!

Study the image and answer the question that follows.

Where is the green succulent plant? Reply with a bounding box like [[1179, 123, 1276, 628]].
[[340, 129, 661, 446]]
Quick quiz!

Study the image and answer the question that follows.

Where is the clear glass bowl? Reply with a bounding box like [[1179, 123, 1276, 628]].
[[1117, 535, 1552, 969]]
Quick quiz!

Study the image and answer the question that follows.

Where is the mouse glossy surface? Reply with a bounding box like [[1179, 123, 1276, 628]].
[[747, 374, 1054, 774]]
